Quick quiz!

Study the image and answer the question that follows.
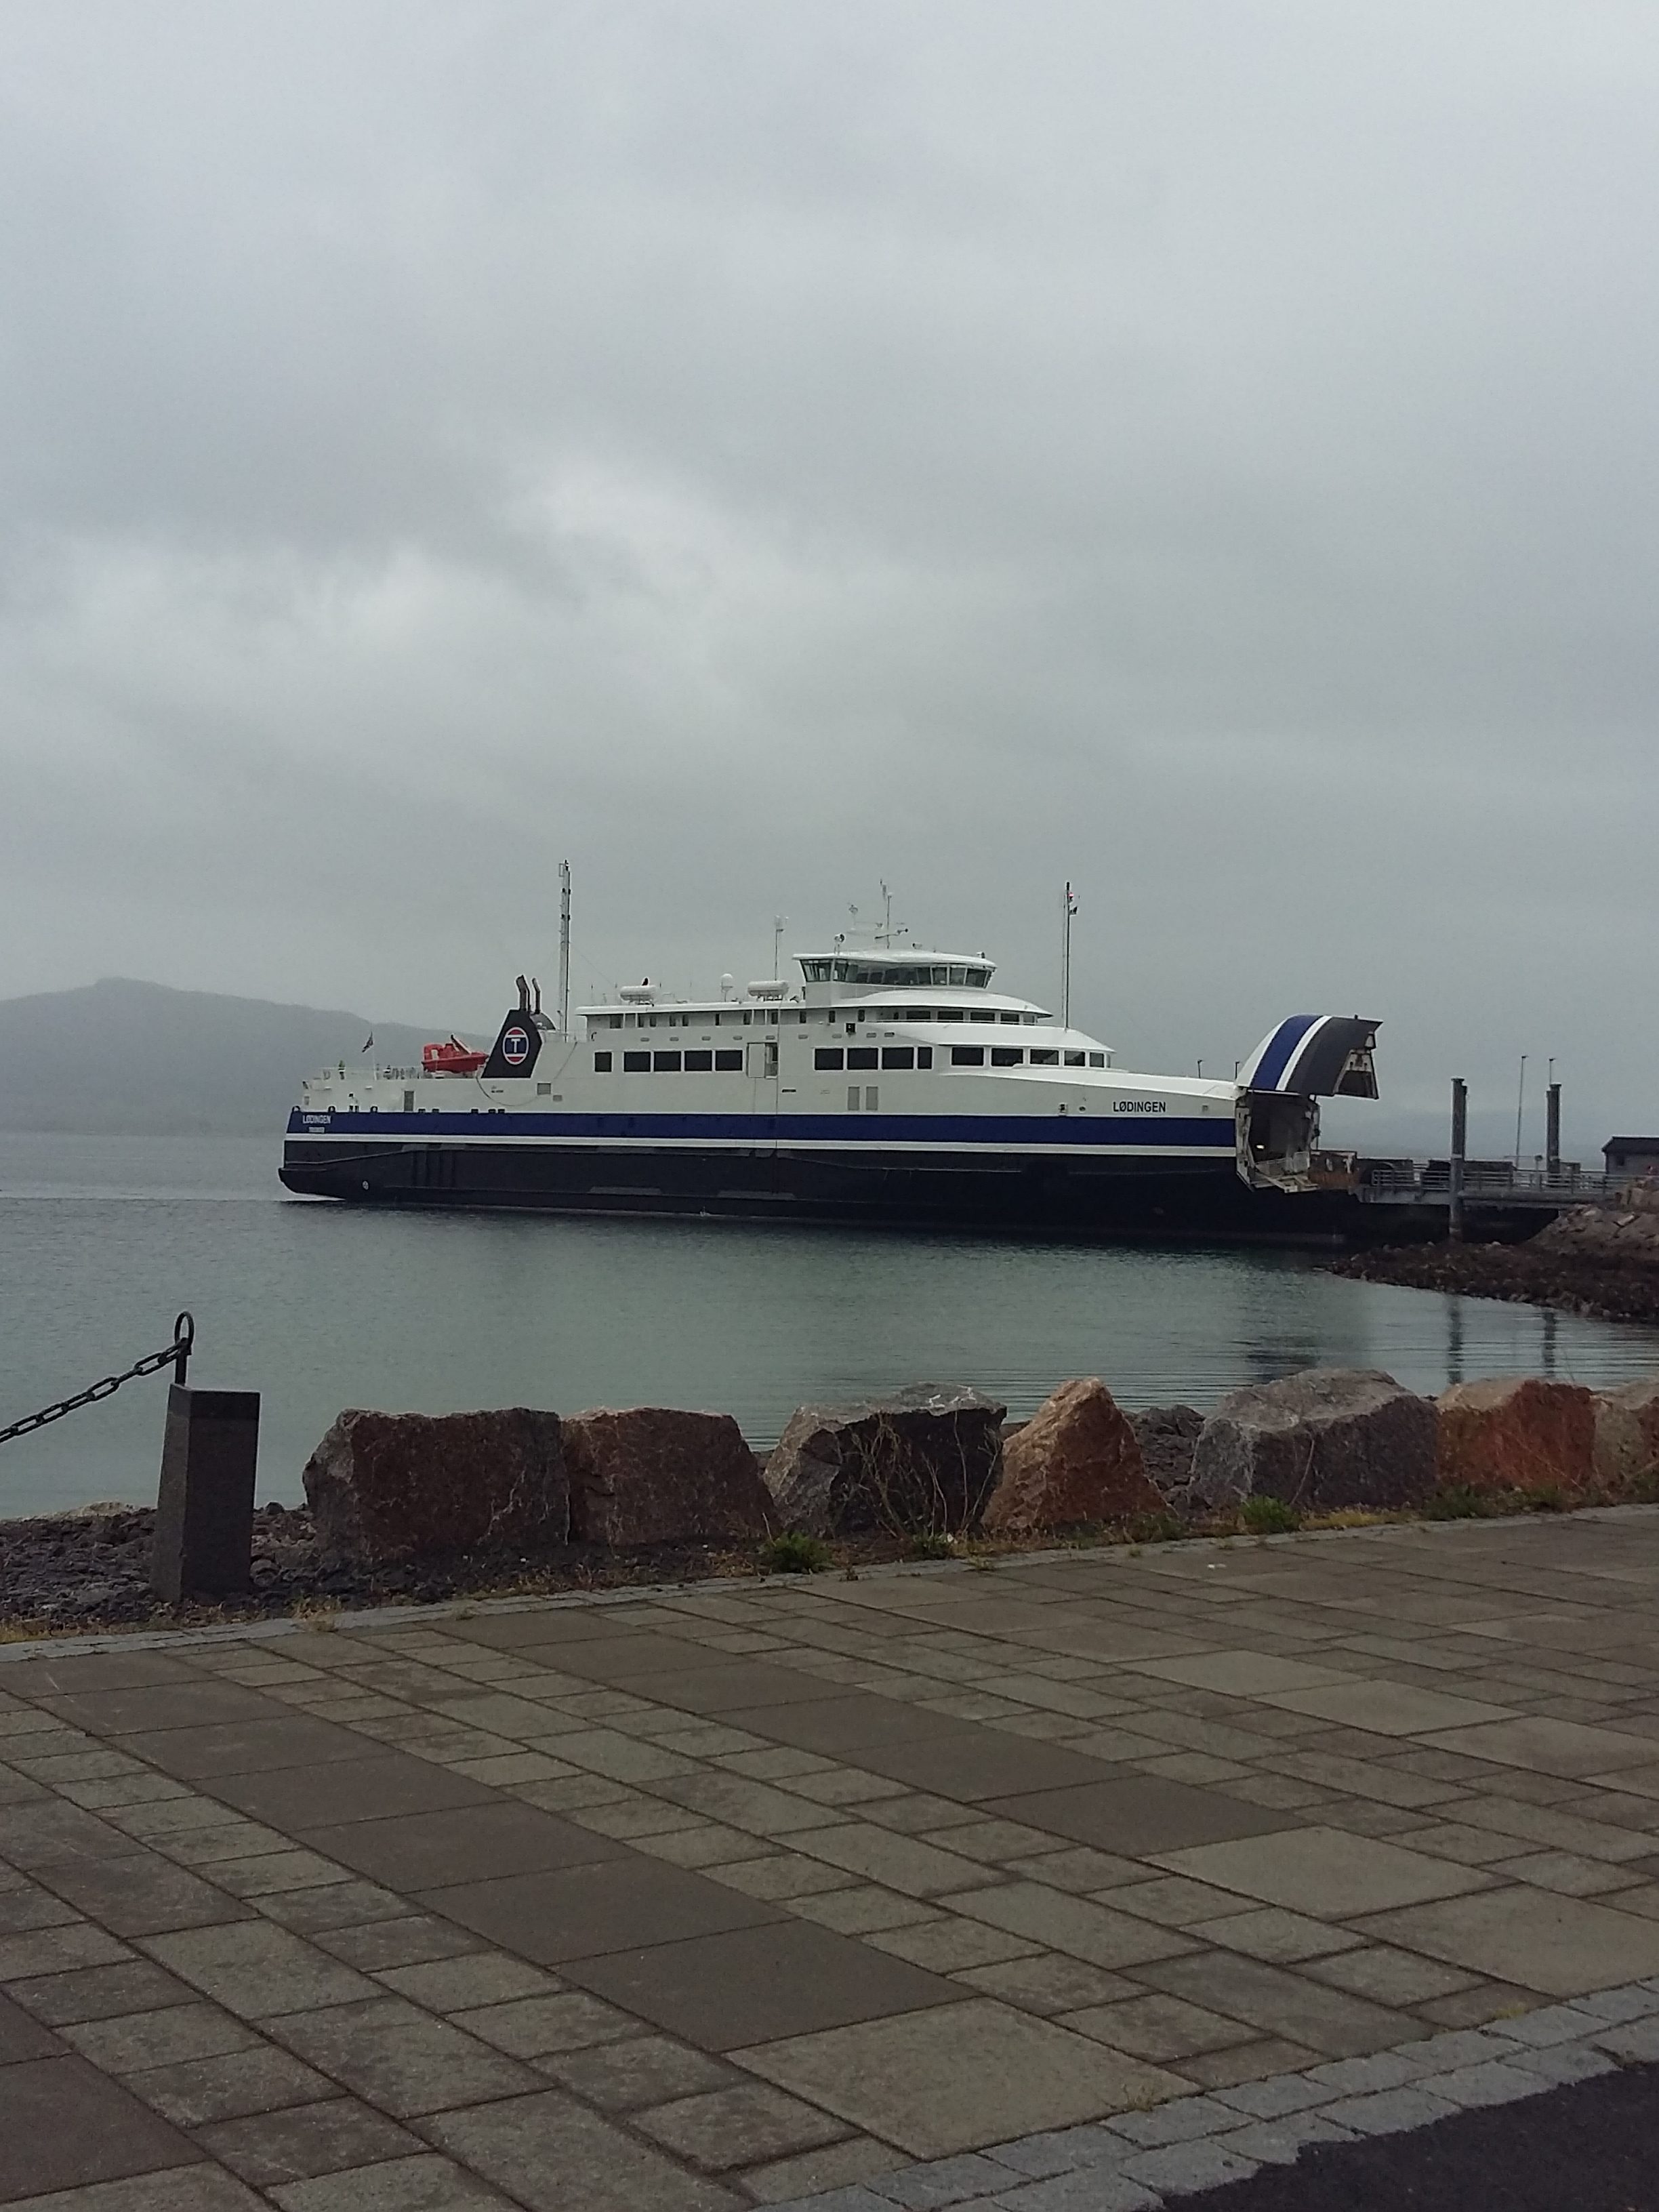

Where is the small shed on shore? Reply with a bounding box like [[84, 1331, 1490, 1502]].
[[1604, 1136, 1659, 1182]]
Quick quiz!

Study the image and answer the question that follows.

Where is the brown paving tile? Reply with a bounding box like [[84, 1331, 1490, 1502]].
[[0, 2051, 203, 2197], [0, 1985, 62, 2060], [1063, 1990, 1258, 2062], [951, 1882, 1200, 1970], [197, 2099, 424, 2187], [952, 1951, 1142, 2012], [1421, 1715, 1659, 1777], [1153, 1826, 1491, 1917], [203, 1755, 495, 1828], [426, 2087, 742, 2209], [1177, 2035, 1321, 2089], [1303, 1944, 1481, 2005], [620, 1664, 849, 1715], [559, 1917, 958, 2049], [984, 1776, 1303, 1856], [302, 1802, 624, 1889], [846, 1727, 1117, 1802], [123, 1717, 371, 1778], [422, 1856, 783, 1963], [39, 1682, 283, 1734], [266, 2148, 519, 2207], [737, 1996, 1183, 2157]]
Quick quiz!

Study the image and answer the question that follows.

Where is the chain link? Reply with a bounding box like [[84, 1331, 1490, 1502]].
[[0, 1313, 195, 1451]]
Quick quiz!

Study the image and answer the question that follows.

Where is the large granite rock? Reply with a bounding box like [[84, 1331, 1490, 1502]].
[[1189, 1368, 1437, 1514], [1128, 1404, 1206, 1510], [302, 1408, 567, 1563], [1435, 1377, 1597, 1497], [765, 1383, 1007, 1538], [564, 1407, 775, 1547], [983, 1379, 1166, 1535], [1594, 1378, 1659, 1490]]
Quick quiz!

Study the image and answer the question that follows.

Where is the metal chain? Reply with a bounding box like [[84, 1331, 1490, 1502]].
[[0, 1313, 195, 1450]]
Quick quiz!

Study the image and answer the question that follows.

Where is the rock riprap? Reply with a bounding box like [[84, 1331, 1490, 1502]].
[[1437, 1376, 1598, 1496], [1189, 1368, 1437, 1513], [563, 1407, 774, 1547], [983, 1378, 1166, 1534], [303, 1407, 567, 1562], [1128, 1404, 1206, 1511], [766, 1382, 1007, 1537], [1594, 1378, 1659, 1491]]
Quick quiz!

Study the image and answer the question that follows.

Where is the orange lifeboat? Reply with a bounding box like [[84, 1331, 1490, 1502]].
[[422, 1037, 488, 1076]]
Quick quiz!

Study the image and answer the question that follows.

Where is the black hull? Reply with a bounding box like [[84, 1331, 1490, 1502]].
[[280, 1136, 1370, 1245]]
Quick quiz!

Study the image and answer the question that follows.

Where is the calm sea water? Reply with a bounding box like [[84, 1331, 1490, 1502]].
[[1, 1132, 1654, 1519]]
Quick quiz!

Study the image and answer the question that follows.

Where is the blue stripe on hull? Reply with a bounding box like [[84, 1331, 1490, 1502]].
[[285, 1108, 1235, 1151]]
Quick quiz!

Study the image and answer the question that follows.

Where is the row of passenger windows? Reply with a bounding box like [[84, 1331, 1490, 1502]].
[[798, 960, 991, 987], [815, 1046, 932, 1071], [593, 1050, 747, 1073], [593, 1007, 1038, 1029], [590, 1044, 1111, 1076]]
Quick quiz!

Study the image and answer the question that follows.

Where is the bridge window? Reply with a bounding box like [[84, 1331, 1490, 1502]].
[[951, 1045, 985, 1067], [881, 1046, 914, 1069], [593, 1052, 613, 1073], [715, 1049, 743, 1071], [1030, 1048, 1059, 1066], [1065, 1050, 1085, 1067], [815, 1048, 844, 1071], [623, 1051, 650, 1072], [1000, 1011, 1021, 1024], [847, 1047, 878, 1070], [991, 1047, 1023, 1067], [684, 1050, 713, 1071], [1088, 1052, 1106, 1067]]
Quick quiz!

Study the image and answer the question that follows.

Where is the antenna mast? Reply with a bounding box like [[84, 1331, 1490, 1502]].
[[557, 860, 571, 1034], [1061, 883, 1078, 1031], [773, 914, 787, 980]]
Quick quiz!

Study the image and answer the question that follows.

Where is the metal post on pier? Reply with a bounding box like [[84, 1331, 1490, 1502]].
[[1546, 1076, 1562, 1184], [1448, 1077, 1468, 1243]]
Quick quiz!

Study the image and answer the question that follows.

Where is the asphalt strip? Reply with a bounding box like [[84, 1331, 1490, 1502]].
[[1188, 2064, 1659, 2211]]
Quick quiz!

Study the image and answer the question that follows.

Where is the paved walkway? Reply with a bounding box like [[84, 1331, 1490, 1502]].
[[7, 1510, 1659, 2210]]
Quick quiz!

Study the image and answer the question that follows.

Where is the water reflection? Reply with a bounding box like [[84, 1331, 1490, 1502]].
[[1, 1134, 1654, 1515]]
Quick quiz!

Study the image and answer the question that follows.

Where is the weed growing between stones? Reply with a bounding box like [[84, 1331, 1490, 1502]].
[[760, 1532, 832, 1574], [906, 1532, 957, 1560], [1242, 1495, 1303, 1535]]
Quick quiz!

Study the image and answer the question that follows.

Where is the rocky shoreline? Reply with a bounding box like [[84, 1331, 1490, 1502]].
[[1330, 1237, 1659, 1326]]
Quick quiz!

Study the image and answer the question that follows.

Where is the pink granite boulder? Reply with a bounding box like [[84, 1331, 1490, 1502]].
[[564, 1407, 775, 1547], [1437, 1376, 1597, 1497], [983, 1378, 1166, 1534], [302, 1407, 567, 1563]]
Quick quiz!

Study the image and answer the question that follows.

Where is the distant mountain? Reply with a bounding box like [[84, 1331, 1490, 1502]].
[[0, 979, 467, 1134]]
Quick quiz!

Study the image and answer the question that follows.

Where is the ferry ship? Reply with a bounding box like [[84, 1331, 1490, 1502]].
[[279, 912, 1380, 1239]]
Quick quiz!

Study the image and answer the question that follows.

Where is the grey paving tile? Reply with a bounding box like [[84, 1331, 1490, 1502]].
[[268, 1991, 544, 2114], [872, 2151, 1025, 2206], [787, 1822, 1002, 1899], [741, 2137, 903, 2203], [268, 2152, 519, 2209], [1120, 2138, 1260, 2193], [1592, 2015, 1659, 2061], [737, 1999, 1183, 2158], [723, 1696, 948, 1756], [0, 1986, 61, 2061], [991, 2175, 1158, 2211], [3, 1957, 199, 2024], [0, 2167, 266, 2210], [125, 2042, 342, 2124], [304, 1801, 624, 1889], [1427, 2056, 1546, 2108], [539, 2030, 735, 2108], [536, 1632, 738, 1682], [1421, 1715, 1659, 1778], [1211, 2111, 1357, 2165], [0, 2051, 203, 2198], [562, 1917, 958, 2049], [1109, 2094, 1240, 2146], [197, 2098, 424, 2186], [1319, 2083, 1463, 2134], [61, 1999, 259, 2072], [1154, 1826, 1489, 1917], [845, 1734, 1118, 1805], [141, 1922, 381, 2018], [425, 1853, 782, 1963], [452, 1989, 640, 2057], [0, 1921, 135, 1979], [1132, 1952, 1410, 2058], [314, 1913, 485, 1971], [1356, 1885, 1659, 1996], [426, 2086, 744, 2207], [39, 1682, 281, 1735], [0, 1797, 148, 1868], [33, 1848, 251, 1937], [949, 1884, 1198, 1971], [638, 2079, 851, 2169]]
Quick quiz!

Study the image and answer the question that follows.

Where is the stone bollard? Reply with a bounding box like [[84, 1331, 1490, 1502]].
[[150, 1385, 260, 1601]]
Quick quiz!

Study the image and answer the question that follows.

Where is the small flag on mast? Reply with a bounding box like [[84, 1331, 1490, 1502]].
[[361, 1034, 373, 1054]]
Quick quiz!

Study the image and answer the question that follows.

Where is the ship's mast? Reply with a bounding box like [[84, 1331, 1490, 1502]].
[[558, 860, 571, 1034], [1061, 882, 1078, 1031]]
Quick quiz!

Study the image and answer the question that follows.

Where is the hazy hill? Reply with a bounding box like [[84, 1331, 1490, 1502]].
[[0, 979, 462, 1134]]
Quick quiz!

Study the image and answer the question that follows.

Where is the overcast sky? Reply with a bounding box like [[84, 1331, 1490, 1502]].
[[1, 1, 1654, 1156]]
